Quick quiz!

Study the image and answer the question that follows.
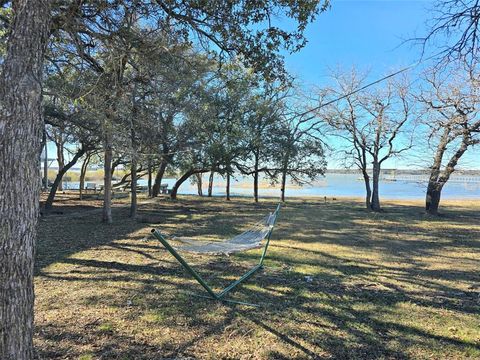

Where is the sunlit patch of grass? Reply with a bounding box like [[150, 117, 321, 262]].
[[97, 322, 114, 333], [78, 354, 94, 360], [141, 310, 168, 324]]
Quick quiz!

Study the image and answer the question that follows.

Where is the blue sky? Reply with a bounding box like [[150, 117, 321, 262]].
[[282, 0, 479, 170], [285, 0, 432, 84]]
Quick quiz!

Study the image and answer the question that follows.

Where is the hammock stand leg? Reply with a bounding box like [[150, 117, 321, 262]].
[[217, 223, 278, 298], [151, 230, 269, 302], [151, 229, 218, 300], [150, 204, 280, 304]]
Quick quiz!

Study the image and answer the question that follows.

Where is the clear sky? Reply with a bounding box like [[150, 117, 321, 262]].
[[285, 0, 432, 84], [282, 0, 479, 170]]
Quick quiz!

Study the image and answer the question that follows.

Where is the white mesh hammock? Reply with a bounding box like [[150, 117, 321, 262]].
[[168, 207, 280, 255]]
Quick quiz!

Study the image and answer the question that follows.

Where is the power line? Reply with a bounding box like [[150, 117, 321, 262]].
[[297, 51, 442, 118]]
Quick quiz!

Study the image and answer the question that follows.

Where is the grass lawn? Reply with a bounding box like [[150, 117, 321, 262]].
[[35, 195, 480, 359]]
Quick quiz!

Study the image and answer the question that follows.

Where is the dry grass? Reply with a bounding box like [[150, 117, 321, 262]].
[[34, 195, 480, 359]]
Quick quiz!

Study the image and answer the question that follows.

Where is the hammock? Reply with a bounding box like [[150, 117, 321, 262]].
[[172, 212, 277, 254], [151, 204, 281, 305]]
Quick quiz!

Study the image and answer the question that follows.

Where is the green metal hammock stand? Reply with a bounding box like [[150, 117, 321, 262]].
[[151, 204, 281, 305]]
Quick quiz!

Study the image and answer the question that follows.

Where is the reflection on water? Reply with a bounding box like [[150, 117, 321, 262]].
[[64, 173, 480, 199]]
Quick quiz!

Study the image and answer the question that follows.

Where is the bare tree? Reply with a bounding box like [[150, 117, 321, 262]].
[[417, 63, 480, 215], [323, 69, 415, 211], [420, 0, 480, 65]]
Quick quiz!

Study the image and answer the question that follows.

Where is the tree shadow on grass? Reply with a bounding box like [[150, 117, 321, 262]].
[[34, 197, 480, 359]]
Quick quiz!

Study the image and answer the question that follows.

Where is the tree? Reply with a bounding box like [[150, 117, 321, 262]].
[[270, 96, 327, 202], [0, 1, 52, 358], [201, 61, 255, 200], [236, 85, 287, 202], [420, 0, 480, 64], [323, 69, 415, 211], [168, 89, 223, 199], [79, 150, 97, 200], [47, 125, 67, 191], [42, 68, 100, 211], [44, 143, 90, 210], [417, 63, 480, 215]]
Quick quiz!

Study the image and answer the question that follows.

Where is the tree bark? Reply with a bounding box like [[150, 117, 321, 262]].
[[79, 152, 92, 200], [152, 160, 168, 197], [130, 157, 137, 218], [42, 129, 48, 191], [280, 168, 287, 203], [426, 183, 442, 215], [370, 160, 381, 211], [208, 170, 214, 197], [424, 129, 447, 215], [425, 132, 469, 215], [129, 84, 138, 219], [195, 173, 203, 196], [55, 135, 64, 191], [253, 151, 259, 203], [44, 147, 86, 211], [361, 170, 372, 210], [147, 158, 152, 197], [226, 172, 231, 201], [170, 170, 195, 199], [0, 1, 52, 359], [102, 127, 113, 223]]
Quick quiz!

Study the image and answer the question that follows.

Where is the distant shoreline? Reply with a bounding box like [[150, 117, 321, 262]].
[[51, 189, 480, 202], [42, 167, 480, 176]]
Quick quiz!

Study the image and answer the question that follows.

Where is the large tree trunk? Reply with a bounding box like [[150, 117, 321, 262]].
[[42, 129, 48, 191], [55, 136, 64, 191], [424, 127, 449, 215], [170, 169, 208, 199], [0, 1, 51, 359], [280, 168, 287, 203], [425, 134, 469, 215], [226, 172, 231, 201], [208, 170, 214, 197], [129, 88, 138, 219], [170, 170, 195, 199], [361, 170, 372, 210], [426, 182, 442, 215], [152, 160, 168, 197], [195, 173, 203, 196], [44, 147, 86, 211], [79, 152, 92, 200], [253, 151, 259, 203], [103, 128, 113, 223], [370, 161, 381, 211], [147, 158, 152, 197], [130, 157, 137, 218]]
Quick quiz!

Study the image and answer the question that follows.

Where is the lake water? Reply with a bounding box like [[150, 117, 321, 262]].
[[65, 173, 480, 199]]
